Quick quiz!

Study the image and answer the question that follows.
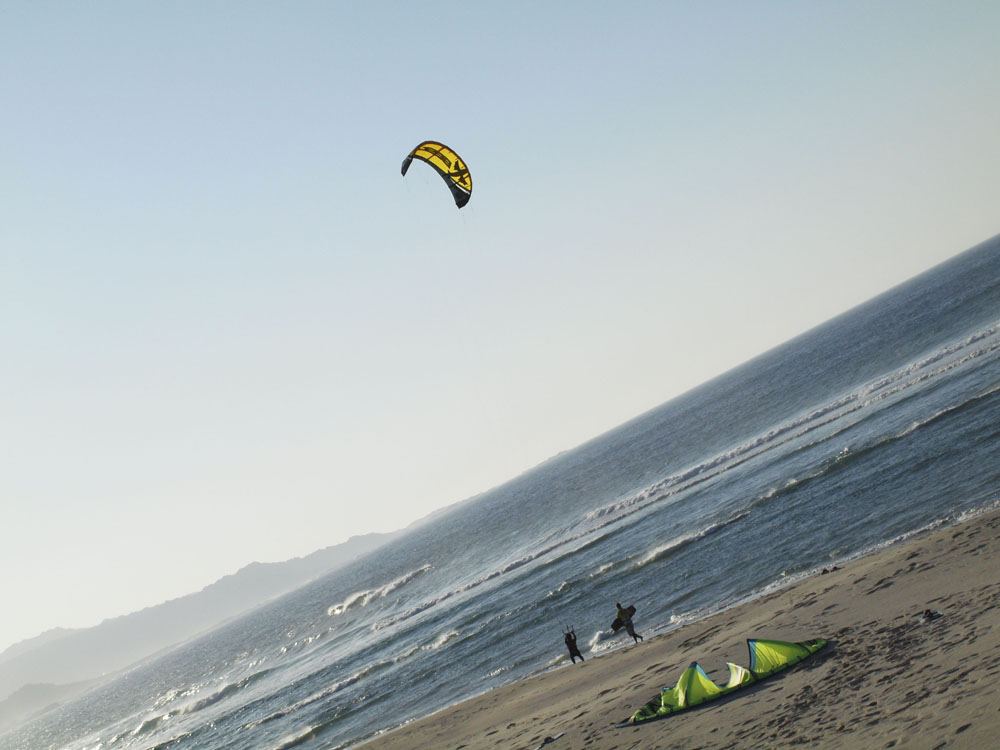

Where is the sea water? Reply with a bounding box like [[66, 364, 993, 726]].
[[5, 235, 1000, 750]]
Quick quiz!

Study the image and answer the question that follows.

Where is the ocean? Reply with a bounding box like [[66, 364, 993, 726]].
[[5, 235, 1000, 750]]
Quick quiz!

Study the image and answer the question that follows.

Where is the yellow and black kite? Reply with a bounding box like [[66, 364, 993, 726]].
[[401, 141, 472, 208]]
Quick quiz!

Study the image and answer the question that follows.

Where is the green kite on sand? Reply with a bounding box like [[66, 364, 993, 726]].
[[621, 638, 828, 726]]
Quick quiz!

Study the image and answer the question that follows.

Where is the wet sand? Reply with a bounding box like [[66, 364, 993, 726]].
[[361, 508, 1000, 749]]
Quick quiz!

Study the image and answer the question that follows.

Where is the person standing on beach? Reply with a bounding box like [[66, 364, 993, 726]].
[[616, 602, 643, 643], [564, 628, 584, 663], [624, 618, 643, 643]]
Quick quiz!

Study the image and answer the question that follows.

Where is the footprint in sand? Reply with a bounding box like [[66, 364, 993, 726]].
[[866, 578, 894, 594]]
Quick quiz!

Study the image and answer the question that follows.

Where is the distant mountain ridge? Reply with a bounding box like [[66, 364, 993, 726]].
[[0, 629, 77, 669], [0, 680, 97, 738], [0, 530, 400, 715]]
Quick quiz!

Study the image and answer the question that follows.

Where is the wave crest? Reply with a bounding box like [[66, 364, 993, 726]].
[[327, 564, 432, 617]]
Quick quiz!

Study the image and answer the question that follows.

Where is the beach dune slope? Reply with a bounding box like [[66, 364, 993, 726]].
[[364, 510, 1000, 749]]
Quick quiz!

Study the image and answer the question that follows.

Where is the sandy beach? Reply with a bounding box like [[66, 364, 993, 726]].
[[363, 508, 1000, 750]]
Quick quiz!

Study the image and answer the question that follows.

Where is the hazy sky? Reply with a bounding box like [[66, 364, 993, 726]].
[[2, 1, 998, 652]]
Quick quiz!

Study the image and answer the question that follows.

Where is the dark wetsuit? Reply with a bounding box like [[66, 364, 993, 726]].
[[624, 618, 643, 643], [564, 630, 584, 663], [616, 605, 643, 643]]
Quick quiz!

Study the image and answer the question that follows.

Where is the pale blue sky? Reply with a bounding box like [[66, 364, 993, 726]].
[[2, 1, 998, 651]]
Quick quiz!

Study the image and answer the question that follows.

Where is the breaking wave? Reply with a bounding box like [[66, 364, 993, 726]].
[[273, 726, 323, 750], [327, 564, 432, 616], [423, 630, 460, 650], [132, 710, 182, 737], [587, 628, 622, 654], [589, 562, 616, 578], [182, 668, 274, 715], [632, 515, 744, 569]]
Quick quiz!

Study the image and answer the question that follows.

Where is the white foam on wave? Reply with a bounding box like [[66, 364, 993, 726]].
[[422, 630, 460, 651], [634, 526, 710, 569], [180, 668, 274, 716], [372, 532, 608, 630], [543, 653, 568, 669], [279, 631, 325, 655], [589, 562, 615, 578], [131, 709, 181, 737], [586, 629, 621, 654], [543, 580, 569, 599], [271, 725, 320, 750], [955, 497, 1000, 523], [633, 514, 745, 570], [584, 486, 657, 522], [635, 536, 694, 569], [327, 564, 432, 617]]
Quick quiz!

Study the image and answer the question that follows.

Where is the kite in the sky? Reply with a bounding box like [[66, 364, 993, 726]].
[[401, 141, 472, 208]]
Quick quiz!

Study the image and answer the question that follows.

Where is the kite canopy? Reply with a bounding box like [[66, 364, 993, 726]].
[[627, 638, 828, 724], [401, 141, 472, 208]]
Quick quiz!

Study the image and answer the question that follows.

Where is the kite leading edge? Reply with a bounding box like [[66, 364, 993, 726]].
[[401, 141, 472, 208]]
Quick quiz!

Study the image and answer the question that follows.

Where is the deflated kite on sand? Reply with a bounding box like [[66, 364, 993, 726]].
[[622, 638, 828, 725]]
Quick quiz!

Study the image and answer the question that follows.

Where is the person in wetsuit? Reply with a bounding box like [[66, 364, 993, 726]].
[[564, 628, 584, 663], [616, 602, 643, 643]]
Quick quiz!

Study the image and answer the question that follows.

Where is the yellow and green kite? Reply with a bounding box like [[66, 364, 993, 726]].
[[623, 638, 828, 725]]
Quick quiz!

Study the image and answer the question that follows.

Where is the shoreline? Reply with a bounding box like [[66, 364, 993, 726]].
[[360, 507, 1000, 749]]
